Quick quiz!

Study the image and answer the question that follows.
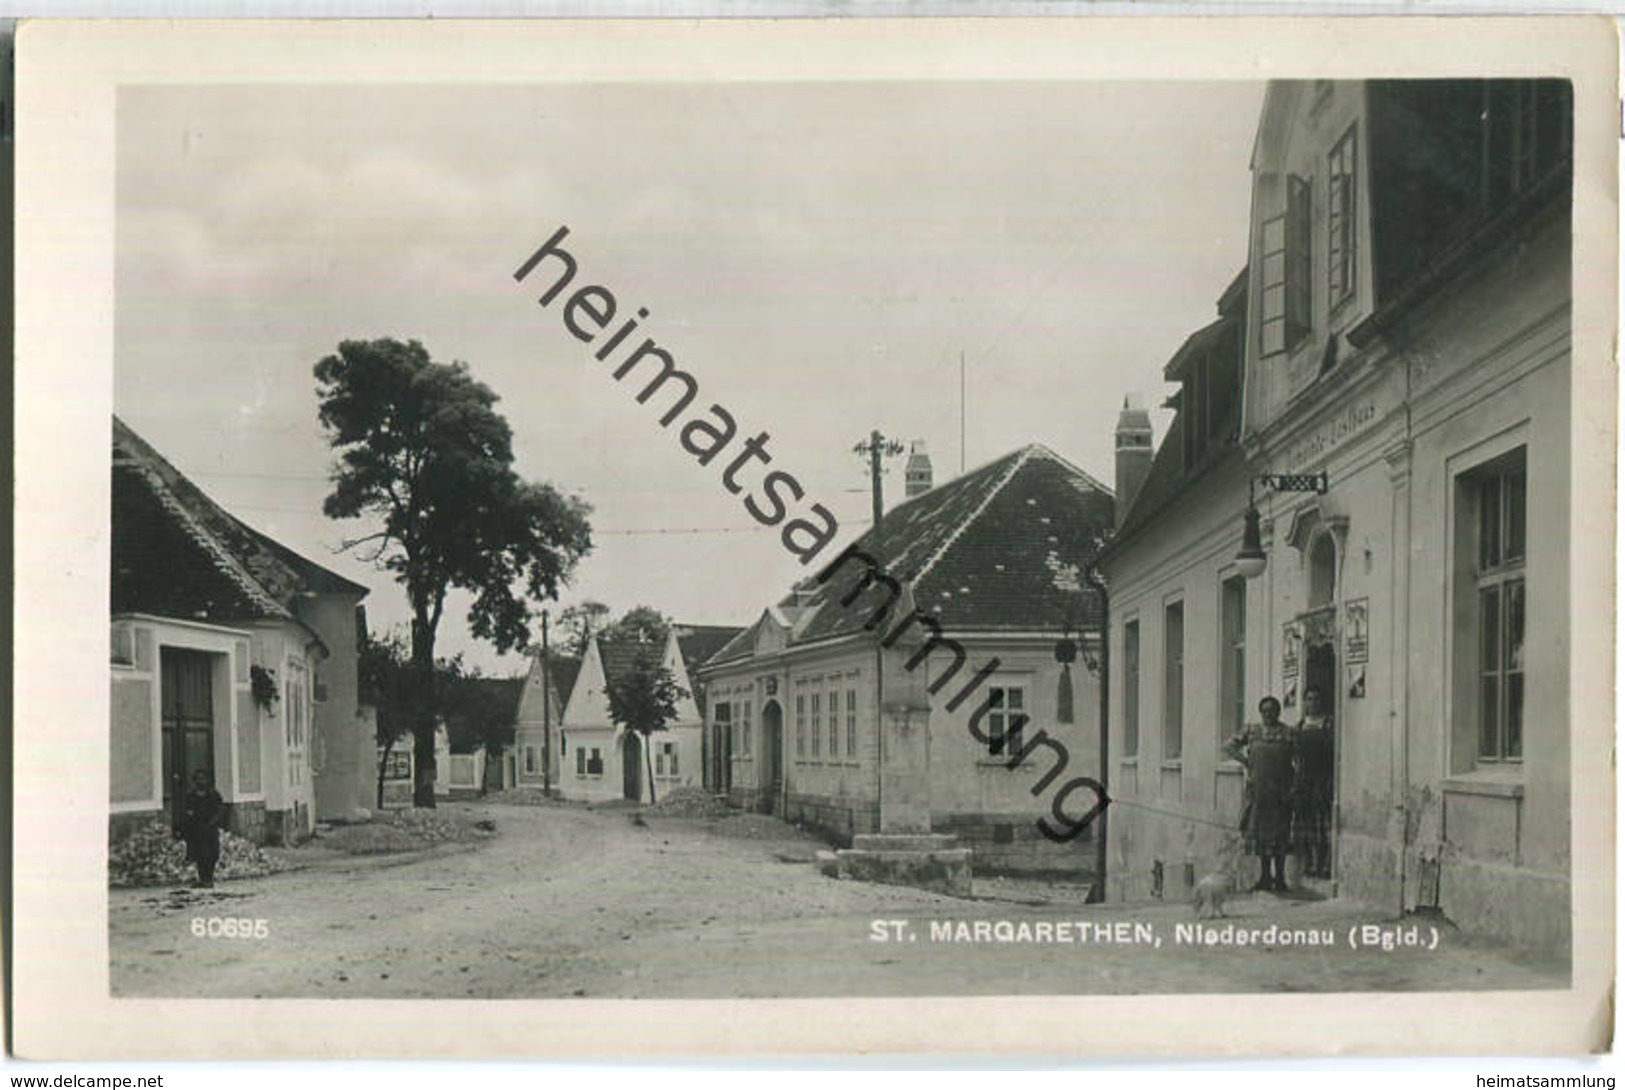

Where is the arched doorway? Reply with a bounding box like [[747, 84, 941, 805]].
[[760, 700, 783, 815], [621, 732, 643, 801], [1299, 529, 1339, 884]]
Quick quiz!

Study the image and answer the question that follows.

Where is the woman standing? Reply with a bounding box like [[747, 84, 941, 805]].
[[1292, 685, 1335, 879], [1224, 695, 1294, 892]]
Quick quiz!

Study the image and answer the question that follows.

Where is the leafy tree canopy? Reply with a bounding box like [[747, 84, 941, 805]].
[[602, 604, 672, 646], [316, 337, 593, 657]]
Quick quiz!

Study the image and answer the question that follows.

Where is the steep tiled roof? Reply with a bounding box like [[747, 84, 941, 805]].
[[705, 444, 1113, 669], [597, 635, 667, 688], [674, 624, 745, 677], [112, 415, 368, 625], [547, 656, 582, 710]]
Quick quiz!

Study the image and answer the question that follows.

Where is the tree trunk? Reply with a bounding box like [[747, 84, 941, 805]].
[[376, 740, 393, 809], [411, 613, 438, 808], [644, 734, 658, 806]]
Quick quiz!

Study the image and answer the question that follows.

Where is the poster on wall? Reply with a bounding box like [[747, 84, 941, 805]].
[[1282, 620, 1303, 679], [1345, 597, 1370, 665]]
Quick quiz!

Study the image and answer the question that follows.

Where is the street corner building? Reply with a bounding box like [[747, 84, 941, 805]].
[[695, 443, 1116, 875], [110, 416, 374, 848], [552, 624, 741, 804], [1100, 80, 1574, 949]]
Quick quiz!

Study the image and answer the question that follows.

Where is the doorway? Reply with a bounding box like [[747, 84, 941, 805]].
[[760, 700, 783, 815], [161, 648, 216, 831], [621, 732, 643, 801]]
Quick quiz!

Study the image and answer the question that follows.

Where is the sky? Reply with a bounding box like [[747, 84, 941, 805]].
[[114, 79, 1265, 675]]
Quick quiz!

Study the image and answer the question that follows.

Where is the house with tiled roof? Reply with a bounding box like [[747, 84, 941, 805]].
[[695, 444, 1114, 873], [110, 416, 374, 846], [554, 623, 739, 803], [1099, 80, 1575, 949]]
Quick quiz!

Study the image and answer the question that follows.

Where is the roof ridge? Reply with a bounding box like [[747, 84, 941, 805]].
[[910, 444, 1038, 585], [1023, 442, 1115, 498]]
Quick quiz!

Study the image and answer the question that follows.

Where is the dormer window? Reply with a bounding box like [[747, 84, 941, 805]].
[[1328, 125, 1358, 310], [1260, 174, 1312, 356]]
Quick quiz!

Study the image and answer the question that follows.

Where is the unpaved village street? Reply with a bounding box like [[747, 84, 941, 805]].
[[110, 799, 1569, 999]]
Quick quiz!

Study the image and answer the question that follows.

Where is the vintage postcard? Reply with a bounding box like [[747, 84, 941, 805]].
[[11, 16, 1617, 1060]]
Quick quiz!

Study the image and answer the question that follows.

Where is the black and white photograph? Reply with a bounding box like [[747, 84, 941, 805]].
[[11, 17, 1616, 1060]]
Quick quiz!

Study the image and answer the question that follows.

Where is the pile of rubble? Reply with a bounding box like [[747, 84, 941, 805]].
[[486, 786, 557, 807], [109, 820, 287, 888], [315, 808, 498, 855], [650, 788, 735, 819]]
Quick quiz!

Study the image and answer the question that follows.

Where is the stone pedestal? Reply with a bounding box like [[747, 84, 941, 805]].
[[819, 590, 973, 897]]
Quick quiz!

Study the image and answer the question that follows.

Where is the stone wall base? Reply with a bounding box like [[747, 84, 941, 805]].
[[937, 812, 1095, 878], [109, 810, 164, 848], [226, 800, 267, 845], [836, 837, 973, 897]]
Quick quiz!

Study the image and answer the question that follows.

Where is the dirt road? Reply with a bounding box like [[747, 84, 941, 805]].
[[109, 799, 1569, 999]]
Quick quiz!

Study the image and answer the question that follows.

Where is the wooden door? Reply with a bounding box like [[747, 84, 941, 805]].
[[761, 702, 783, 815], [160, 648, 215, 830], [621, 732, 642, 801]]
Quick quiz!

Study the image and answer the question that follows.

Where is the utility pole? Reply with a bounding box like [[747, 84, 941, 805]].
[[853, 429, 906, 528], [541, 610, 552, 799]]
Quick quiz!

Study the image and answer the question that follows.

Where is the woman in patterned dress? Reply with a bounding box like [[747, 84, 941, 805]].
[[1224, 695, 1294, 892], [1292, 685, 1335, 879]]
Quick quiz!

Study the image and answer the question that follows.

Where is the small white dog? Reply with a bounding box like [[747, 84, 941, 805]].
[[1191, 836, 1246, 919]]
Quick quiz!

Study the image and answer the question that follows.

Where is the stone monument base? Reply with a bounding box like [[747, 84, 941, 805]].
[[825, 833, 973, 897]]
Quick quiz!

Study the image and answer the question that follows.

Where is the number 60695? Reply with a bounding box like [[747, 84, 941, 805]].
[[191, 916, 269, 939]]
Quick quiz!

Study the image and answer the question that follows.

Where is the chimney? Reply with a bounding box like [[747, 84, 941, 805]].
[[1114, 397, 1153, 527], [904, 439, 933, 498]]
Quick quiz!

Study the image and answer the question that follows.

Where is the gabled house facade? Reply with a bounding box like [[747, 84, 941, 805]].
[[513, 652, 580, 793], [696, 444, 1115, 873], [1101, 80, 1574, 947], [556, 626, 728, 803], [110, 417, 374, 846]]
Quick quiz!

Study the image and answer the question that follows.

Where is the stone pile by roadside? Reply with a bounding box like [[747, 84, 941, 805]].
[[109, 819, 288, 888]]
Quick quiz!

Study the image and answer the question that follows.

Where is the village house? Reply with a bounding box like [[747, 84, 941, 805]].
[[1100, 79, 1573, 947], [696, 442, 1115, 873], [554, 624, 739, 803], [110, 416, 374, 846], [512, 651, 581, 794]]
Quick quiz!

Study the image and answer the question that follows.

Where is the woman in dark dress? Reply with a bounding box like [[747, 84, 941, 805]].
[[176, 769, 225, 888], [1292, 685, 1335, 879], [1224, 695, 1294, 892]]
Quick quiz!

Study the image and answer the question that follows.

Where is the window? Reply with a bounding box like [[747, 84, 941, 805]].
[[1260, 174, 1313, 355], [383, 749, 411, 781], [1123, 621, 1141, 758], [741, 700, 752, 758], [827, 689, 840, 756], [810, 692, 822, 758], [795, 694, 806, 758], [1164, 602, 1185, 761], [986, 686, 1026, 758], [575, 747, 586, 776], [715, 702, 732, 760], [587, 747, 603, 776], [845, 689, 857, 759], [1328, 125, 1358, 309], [1220, 578, 1247, 743], [1472, 451, 1527, 762], [524, 746, 538, 775], [656, 741, 679, 778], [1483, 80, 1571, 211]]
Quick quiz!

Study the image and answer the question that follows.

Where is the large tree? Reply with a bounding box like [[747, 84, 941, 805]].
[[316, 337, 592, 806]]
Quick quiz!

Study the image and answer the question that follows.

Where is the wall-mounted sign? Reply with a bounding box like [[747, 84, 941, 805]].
[[1345, 598, 1369, 665], [1348, 664, 1367, 700], [1282, 621, 1303, 679]]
